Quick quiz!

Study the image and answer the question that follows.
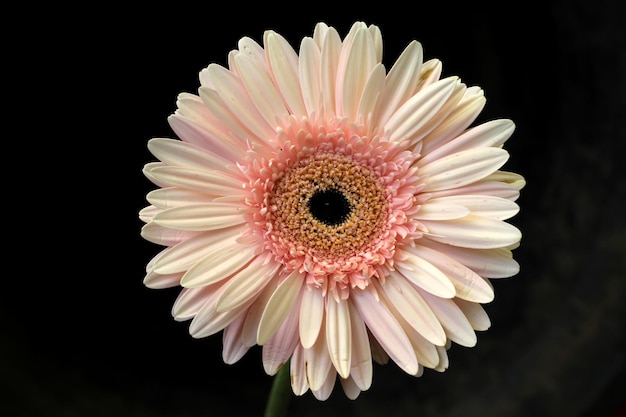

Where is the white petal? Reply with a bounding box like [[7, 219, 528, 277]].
[[262, 293, 301, 375], [311, 367, 336, 401], [351, 289, 418, 375], [421, 239, 520, 278], [143, 270, 182, 289], [373, 40, 423, 128], [420, 119, 515, 165], [340, 376, 361, 400], [299, 37, 322, 116], [305, 321, 333, 391], [395, 248, 456, 298], [146, 187, 207, 209], [341, 27, 377, 120], [414, 202, 470, 220], [410, 244, 494, 303], [141, 222, 198, 246], [264, 30, 307, 116], [189, 292, 244, 338], [357, 64, 386, 129], [180, 241, 258, 288], [455, 299, 491, 331], [290, 345, 309, 396], [171, 286, 213, 321], [319, 27, 341, 119], [197, 87, 256, 144], [414, 58, 442, 92], [484, 170, 527, 191], [420, 147, 510, 192], [153, 203, 248, 231], [233, 52, 290, 127], [148, 166, 245, 196], [346, 300, 372, 390], [167, 113, 243, 161], [152, 227, 242, 274], [427, 195, 520, 220], [206, 63, 276, 143], [426, 180, 521, 201], [257, 270, 305, 345], [325, 297, 352, 379], [419, 88, 486, 157], [385, 77, 459, 143], [147, 138, 231, 172], [299, 287, 325, 348], [222, 313, 250, 364], [216, 258, 281, 312], [242, 283, 277, 348], [434, 345, 449, 372], [422, 215, 521, 249], [379, 272, 446, 345], [419, 290, 477, 347]]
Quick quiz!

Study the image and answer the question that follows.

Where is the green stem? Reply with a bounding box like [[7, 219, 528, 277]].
[[264, 361, 291, 417]]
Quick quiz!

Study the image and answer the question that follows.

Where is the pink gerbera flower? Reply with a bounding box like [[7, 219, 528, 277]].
[[139, 21, 525, 400]]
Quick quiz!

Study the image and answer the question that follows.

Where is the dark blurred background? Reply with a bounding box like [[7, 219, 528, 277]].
[[3, 0, 625, 416]]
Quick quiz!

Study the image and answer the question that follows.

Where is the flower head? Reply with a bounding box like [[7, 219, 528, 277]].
[[140, 21, 524, 400]]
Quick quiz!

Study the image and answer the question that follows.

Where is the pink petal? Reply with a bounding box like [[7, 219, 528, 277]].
[[257, 270, 305, 345]]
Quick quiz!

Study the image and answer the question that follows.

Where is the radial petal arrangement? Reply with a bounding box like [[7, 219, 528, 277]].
[[140, 21, 525, 400]]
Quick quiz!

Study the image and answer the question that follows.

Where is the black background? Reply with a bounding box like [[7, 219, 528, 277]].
[[3, 1, 625, 416]]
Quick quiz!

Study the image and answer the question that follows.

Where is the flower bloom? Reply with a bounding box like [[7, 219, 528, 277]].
[[140, 21, 524, 400]]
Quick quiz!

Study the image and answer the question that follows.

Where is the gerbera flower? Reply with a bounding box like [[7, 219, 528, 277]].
[[139, 21, 524, 400]]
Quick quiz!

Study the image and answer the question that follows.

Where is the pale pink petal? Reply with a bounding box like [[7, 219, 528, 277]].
[[264, 31, 307, 116], [311, 366, 337, 401], [319, 27, 341, 118], [290, 344, 309, 396], [384, 77, 459, 144], [196, 88, 258, 145], [419, 86, 486, 156], [147, 137, 234, 173], [426, 180, 521, 201], [347, 300, 373, 391], [262, 289, 301, 375], [298, 37, 322, 116], [146, 187, 208, 210], [299, 287, 325, 348], [484, 170, 527, 191], [242, 283, 277, 348], [378, 271, 446, 345], [153, 203, 249, 231], [395, 248, 456, 298], [433, 345, 450, 372], [232, 52, 289, 127], [455, 299, 491, 331], [357, 64, 386, 129], [427, 195, 520, 220], [352, 289, 419, 375], [325, 297, 352, 378], [167, 113, 244, 160], [148, 166, 246, 196], [422, 215, 522, 249], [141, 222, 198, 246], [340, 376, 361, 400], [420, 119, 515, 165], [222, 313, 250, 364], [372, 40, 423, 129], [143, 270, 182, 289], [410, 244, 495, 303], [414, 58, 443, 92], [421, 239, 520, 278], [414, 202, 471, 220], [172, 286, 214, 321], [216, 258, 281, 312], [420, 147, 510, 192], [152, 227, 243, 274], [419, 290, 477, 347], [189, 293, 246, 339], [305, 320, 333, 391], [257, 270, 305, 345], [340, 26, 377, 120], [180, 241, 258, 288]]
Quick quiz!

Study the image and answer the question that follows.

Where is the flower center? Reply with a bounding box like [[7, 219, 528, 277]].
[[269, 153, 389, 258], [307, 188, 351, 226]]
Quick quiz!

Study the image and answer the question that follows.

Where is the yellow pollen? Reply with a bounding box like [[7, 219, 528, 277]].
[[270, 153, 389, 257]]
